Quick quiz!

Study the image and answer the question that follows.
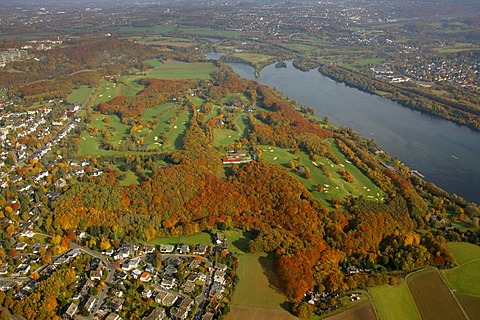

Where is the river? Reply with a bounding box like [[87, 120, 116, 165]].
[[218, 58, 480, 204]]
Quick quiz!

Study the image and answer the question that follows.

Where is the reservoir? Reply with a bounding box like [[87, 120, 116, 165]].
[[225, 59, 480, 204]]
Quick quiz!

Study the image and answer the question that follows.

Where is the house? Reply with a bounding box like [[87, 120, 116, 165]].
[[181, 281, 195, 295], [193, 244, 208, 255], [177, 244, 190, 254], [132, 269, 143, 279], [63, 302, 78, 319], [159, 244, 175, 253], [156, 291, 179, 306], [84, 296, 97, 313], [140, 272, 152, 282], [142, 287, 153, 299], [214, 270, 226, 285], [90, 265, 103, 281], [160, 278, 176, 290], [105, 313, 121, 320], [215, 233, 226, 245], [0, 263, 8, 275], [143, 307, 166, 320], [202, 313, 214, 320], [142, 245, 155, 254], [55, 178, 67, 188], [107, 297, 124, 312], [15, 242, 28, 251], [122, 257, 140, 271], [179, 297, 194, 311], [170, 307, 189, 320]]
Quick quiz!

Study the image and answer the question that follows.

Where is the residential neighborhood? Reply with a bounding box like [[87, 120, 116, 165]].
[[0, 231, 236, 320]]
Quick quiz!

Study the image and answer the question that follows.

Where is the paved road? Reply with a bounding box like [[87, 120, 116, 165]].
[[69, 243, 115, 319]]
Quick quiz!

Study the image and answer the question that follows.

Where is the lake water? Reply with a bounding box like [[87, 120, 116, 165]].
[[223, 59, 480, 204]]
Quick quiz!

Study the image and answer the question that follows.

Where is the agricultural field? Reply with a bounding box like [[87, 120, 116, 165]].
[[407, 268, 466, 320], [370, 283, 420, 320], [456, 294, 480, 320], [66, 85, 92, 104], [442, 242, 480, 319], [324, 302, 376, 320], [144, 60, 217, 80], [232, 253, 288, 310], [228, 306, 297, 320]]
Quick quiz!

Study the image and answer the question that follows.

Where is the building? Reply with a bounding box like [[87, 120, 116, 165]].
[[143, 307, 166, 320]]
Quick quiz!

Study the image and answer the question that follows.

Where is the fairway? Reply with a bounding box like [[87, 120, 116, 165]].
[[258, 140, 383, 207], [407, 268, 466, 320], [370, 283, 420, 320], [144, 60, 216, 79], [232, 253, 288, 310], [443, 242, 480, 296]]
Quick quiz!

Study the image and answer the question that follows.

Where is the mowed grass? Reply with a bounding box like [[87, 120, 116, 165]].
[[232, 253, 288, 310], [407, 268, 466, 320], [164, 109, 190, 150], [445, 242, 480, 266], [67, 85, 92, 104], [90, 79, 143, 106], [118, 170, 139, 186], [147, 228, 249, 253], [344, 58, 385, 71], [148, 232, 213, 246], [259, 140, 383, 207], [144, 60, 216, 80], [214, 128, 241, 147], [370, 283, 420, 320], [141, 104, 178, 149], [443, 242, 480, 296]]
